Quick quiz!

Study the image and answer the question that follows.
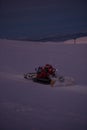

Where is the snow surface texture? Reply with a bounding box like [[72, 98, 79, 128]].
[[0, 38, 87, 130]]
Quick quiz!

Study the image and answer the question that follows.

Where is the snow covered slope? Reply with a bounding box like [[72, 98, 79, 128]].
[[0, 39, 87, 130]]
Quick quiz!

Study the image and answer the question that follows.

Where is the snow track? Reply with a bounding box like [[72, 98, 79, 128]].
[[0, 72, 26, 83]]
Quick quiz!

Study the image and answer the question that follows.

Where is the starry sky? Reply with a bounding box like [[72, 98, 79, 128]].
[[0, 0, 87, 39]]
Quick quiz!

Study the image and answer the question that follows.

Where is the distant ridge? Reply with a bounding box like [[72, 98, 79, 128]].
[[16, 32, 87, 42], [31, 32, 87, 42], [1, 32, 87, 42]]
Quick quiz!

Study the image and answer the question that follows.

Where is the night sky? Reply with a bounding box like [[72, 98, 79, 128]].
[[0, 0, 87, 39]]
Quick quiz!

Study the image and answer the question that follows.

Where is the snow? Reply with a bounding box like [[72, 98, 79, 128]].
[[0, 38, 87, 130], [64, 36, 87, 44]]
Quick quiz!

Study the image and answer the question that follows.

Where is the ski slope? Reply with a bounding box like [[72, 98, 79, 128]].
[[0, 39, 87, 130]]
